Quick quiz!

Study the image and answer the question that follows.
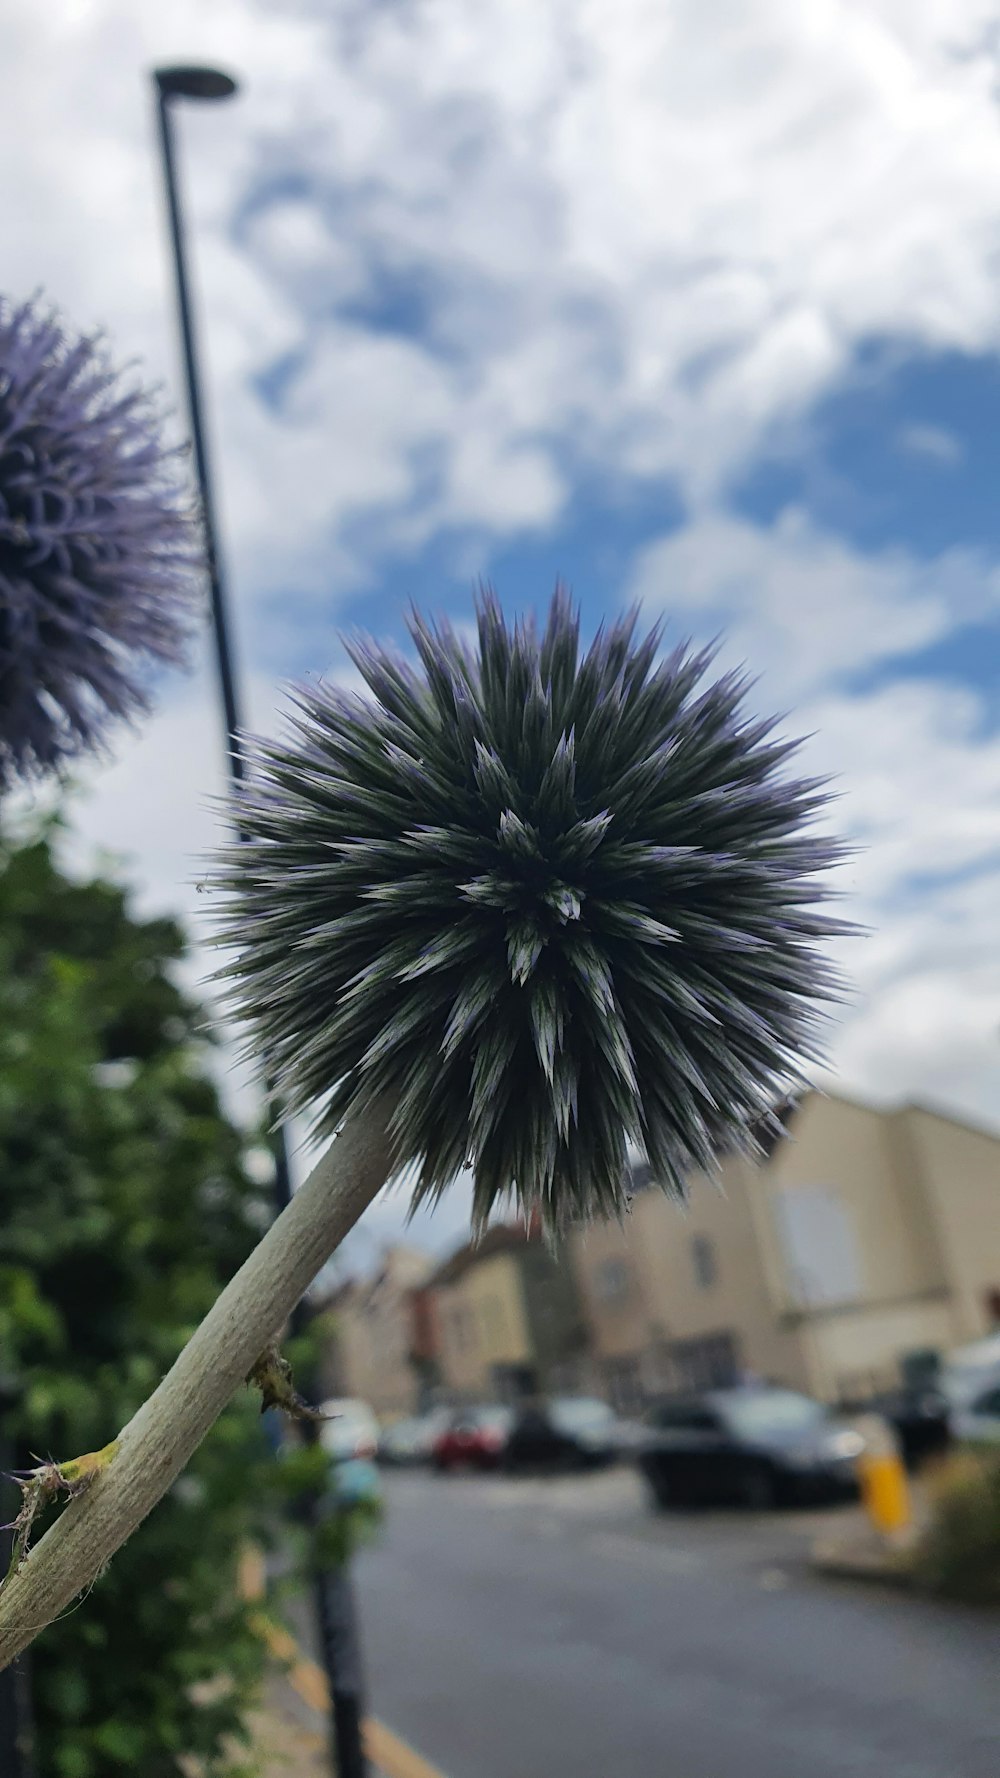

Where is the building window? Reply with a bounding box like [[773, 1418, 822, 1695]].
[[771, 1185, 860, 1308], [594, 1258, 631, 1304], [691, 1233, 717, 1290]]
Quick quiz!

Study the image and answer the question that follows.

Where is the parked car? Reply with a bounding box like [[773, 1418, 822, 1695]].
[[949, 1382, 1000, 1446], [637, 1386, 864, 1510], [939, 1334, 1000, 1416], [432, 1406, 514, 1472], [874, 1335, 1000, 1459], [937, 1337, 1000, 1446], [317, 1398, 380, 1462], [503, 1396, 641, 1472], [869, 1384, 952, 1470], [378, 1409, 453, 1466]]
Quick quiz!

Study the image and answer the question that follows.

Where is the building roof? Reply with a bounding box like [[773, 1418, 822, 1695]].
[[625, 1092, 801, 1198], [319, 1086, 999, 1311], [429, 1220, 540, 1288], [895, 1096, 1000, 1146], [626, 1085, 1000, 1204], [785, 1081, 1000, 1143]]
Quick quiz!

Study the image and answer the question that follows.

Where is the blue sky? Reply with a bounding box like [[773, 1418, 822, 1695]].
[[3, 0, 1000, 1269]]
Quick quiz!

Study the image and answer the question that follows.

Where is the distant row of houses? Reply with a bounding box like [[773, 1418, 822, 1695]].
[[315, 1087, 1000, 1417]]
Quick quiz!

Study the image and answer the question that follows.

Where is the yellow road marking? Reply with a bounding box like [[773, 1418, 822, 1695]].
[[238, 1544, 267, 1602], [365, 1716, 448, 1778], [251, 1606, 447, 1778]]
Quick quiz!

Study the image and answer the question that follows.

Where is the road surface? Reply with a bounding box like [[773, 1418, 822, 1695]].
[[293, 1467, 999, 1778]]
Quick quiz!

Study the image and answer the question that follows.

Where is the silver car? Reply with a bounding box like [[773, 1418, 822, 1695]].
[[939, 1335, 1000, 1445]]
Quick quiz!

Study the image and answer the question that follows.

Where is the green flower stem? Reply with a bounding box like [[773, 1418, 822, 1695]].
[[0, 1095, 394, 1669]]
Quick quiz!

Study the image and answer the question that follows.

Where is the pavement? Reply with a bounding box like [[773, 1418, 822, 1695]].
[[274, 1465, 999, 1778], [252, 1613, 443, 1778], [245, 1678, 331, 1778], [242, 1547, 442, 1778]]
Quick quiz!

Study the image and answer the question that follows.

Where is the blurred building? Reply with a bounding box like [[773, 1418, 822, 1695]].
[[316, 1244, 436, 1418], [571, 1090, 1000, 1411], [430, 1221, 590, 1403]]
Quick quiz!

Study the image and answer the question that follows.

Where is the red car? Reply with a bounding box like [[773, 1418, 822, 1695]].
[[432, 1406, 514, 1472]]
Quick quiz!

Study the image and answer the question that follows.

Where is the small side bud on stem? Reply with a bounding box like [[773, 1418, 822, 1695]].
[[246, 1341, 326, 1423], [4, 1442, 119, 1583]]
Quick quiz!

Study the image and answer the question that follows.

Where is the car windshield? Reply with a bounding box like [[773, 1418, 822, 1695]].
[[339, 1409, 373, 1434], [550, 1398, 615, 1434], [420, 1408, 453, 1434], [466, 1408, 513, 1433], [719, 1390, 827, 1440], [322, 1402, 375, 1439], [940, 1350, 1000, 1408]]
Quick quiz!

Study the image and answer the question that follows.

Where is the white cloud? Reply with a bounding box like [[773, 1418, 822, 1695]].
[[630, 506, 1000, 699], [629, 511, 1000, 1134], [795, 689, 1000, 1131], [802, 679, 1000, 899], [814, 887, 1000, 1128], [7, 0, 1000, 594], [897, 422, 964, 463], [251, 0, 1000, 496]]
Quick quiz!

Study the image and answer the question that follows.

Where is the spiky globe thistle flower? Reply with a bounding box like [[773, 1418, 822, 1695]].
[[213, 589, 851, 1230], [0, 296, 199, 785]]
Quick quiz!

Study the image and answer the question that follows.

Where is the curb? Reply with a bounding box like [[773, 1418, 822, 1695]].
[[239, 1544, 448, 1778], [811, 1538, 914, 1590]]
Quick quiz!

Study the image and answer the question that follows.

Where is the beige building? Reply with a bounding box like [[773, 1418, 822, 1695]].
[[318, 1245, 434, 1418], [571, 1090, 1000, 1411], [431, 1223, 589, 1402]]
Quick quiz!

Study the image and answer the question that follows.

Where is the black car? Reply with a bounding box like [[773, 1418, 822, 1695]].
[[868, 1385, 951, 1470], [503, 1396, 640, 1473], [636, 1386, 864, 1510]]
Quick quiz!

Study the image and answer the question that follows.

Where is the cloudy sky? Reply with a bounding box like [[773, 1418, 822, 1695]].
[[5, 0, 1000, 1268]]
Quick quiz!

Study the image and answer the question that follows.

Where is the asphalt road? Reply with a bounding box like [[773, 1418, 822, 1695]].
[[298, 1468, 999, 1778]]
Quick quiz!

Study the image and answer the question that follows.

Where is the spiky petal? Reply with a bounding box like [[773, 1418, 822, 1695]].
[[0, 296, 200, 785], [211, 587, 853, 1230]]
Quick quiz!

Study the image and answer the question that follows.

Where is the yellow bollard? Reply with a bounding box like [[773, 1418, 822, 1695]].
[[854, 1414, 912, 1538]]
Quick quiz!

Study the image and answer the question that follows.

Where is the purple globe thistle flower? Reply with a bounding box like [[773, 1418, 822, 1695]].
[[0, 296, 200, 786], [212, 588, 854, 1231]]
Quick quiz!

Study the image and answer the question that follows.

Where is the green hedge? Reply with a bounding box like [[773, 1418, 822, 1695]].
[[910, 1447, 1000, 1605], [0, 828, 275, 1778]]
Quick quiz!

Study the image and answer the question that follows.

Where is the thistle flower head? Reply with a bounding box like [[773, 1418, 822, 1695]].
[[0, 296, 200, 785], [213, 588, 852, 1230]]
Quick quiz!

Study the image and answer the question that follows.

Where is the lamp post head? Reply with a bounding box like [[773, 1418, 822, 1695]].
[[154, 66, 239, 102]]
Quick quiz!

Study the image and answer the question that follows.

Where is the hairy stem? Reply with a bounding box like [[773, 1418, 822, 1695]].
[[0, 1097, 394, 1669]]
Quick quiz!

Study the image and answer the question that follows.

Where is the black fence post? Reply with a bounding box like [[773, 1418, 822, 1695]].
[[152, 68, 369, 1776], [0, 1375, 35, 1778]]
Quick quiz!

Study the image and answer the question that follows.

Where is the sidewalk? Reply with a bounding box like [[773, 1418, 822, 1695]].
[[238, 1543, 446, 1778], [246, 1605, 446, 1778], [811, 1525, 914, 1588], [248, 1675, 331, 1777], [809, 1487, 923, 1592]]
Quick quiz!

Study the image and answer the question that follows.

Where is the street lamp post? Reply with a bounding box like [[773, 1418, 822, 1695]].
[[152, 66, 244, 783], [151, 67, 368, 1778]]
